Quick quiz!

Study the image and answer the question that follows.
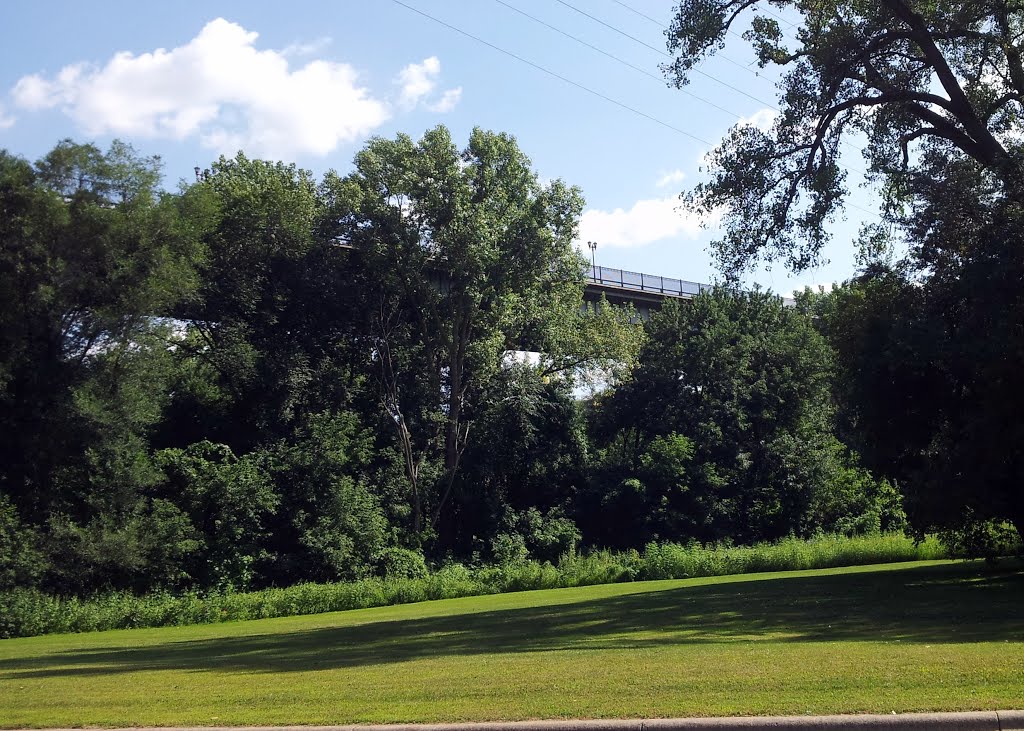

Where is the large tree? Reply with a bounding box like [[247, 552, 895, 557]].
[[327, 126, 641, 538], [0, 141, 200, 518], [587, 289, 892, 546], [0, 140, 206, 591], [665, 0, 1024, 273], [665, 0, 1024, 541]]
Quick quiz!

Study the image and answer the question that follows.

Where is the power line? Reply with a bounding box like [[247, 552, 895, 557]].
[[604, 0, 868, 171], [492, 0, 744, 121], [388, 0, 881, 221], [493, 0, 869, 179], [612, 0, 798, 32], [609, 0, 661, 26], [554, 0, 783, 109], [388, 0, 715, 146], [610, 0, 793, 83]]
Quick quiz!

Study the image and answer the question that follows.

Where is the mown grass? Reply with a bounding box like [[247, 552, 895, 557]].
[[1, 559, 1021, 727], [0, 533, 946, 638]]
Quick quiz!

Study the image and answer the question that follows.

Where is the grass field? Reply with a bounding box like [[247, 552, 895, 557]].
[[0, 560, 1021, 728]]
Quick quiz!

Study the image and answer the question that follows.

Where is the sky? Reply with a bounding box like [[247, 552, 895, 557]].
[[0, 0, 881, 294]]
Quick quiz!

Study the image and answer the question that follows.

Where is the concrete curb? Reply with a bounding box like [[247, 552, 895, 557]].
[[30, 713, 1024, 731]]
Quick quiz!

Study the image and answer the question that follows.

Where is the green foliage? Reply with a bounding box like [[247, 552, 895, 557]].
[[0, 533, 945, 638], [806, 258, 1024, 550], [939, 519, 1023, 561], [637, 533, 943, 581], [262, 411, 396, 584], [664, 1, 1024, 552], [449, 363, 588, 558], [375, 547, 429, 580], [42, 500, 200, 595], [4, 130, 1010, 602], [156, 442, 278, 590], [665, 0, 1024, 275], [589, 288, 888, 546], [0, 494, 46, 590], [0, 141, 200, 527], [332, 126, 638, 535]]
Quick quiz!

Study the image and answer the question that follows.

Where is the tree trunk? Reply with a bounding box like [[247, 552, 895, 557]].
[[433, 302, 471, 529]]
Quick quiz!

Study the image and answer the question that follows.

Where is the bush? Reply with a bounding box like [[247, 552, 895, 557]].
[[0, 494, 46, 590], [0, 533, 951, 639], [375, 547, 428, 580], [492, 507, 581, 564], [939, 518, 1023, 560]]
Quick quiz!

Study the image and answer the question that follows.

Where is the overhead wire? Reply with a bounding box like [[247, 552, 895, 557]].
[[609, 0, 792, 83], [492, 0, 744, 120], [553, 0, 783, 109], [388, 0, 881, 221], [498, 0, 877, 214], [388, 0, 715, 146], [590, 0, 871, 174]]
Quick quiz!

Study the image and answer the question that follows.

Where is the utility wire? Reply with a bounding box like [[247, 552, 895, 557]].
[[388, 0, 715, 146], [610, 0, 795, 83], [492, 0, 743, 120], [388, 0, 880, 221], [554, 0, 782, 109], [498, 0, 870, 183], [609, 0, 662, 27], [612, 0, 789, 82], [601, 0, 867, 172]]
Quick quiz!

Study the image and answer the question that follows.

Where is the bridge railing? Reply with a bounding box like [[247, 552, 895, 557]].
[[586, 264, 711, 298]]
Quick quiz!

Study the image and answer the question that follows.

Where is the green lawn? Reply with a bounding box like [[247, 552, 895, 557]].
[[1, 560, 1022, 728]]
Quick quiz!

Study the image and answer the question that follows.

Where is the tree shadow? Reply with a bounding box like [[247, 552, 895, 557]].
[[2, 561, 1021, 680]]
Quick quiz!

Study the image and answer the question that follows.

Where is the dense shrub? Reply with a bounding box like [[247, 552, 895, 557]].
[[0, 533, 950, 638], [0, 494, 46, 590], [376, 547, 429, 579]]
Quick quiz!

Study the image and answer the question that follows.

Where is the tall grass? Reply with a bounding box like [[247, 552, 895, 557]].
[[0, 533, 946, 639]]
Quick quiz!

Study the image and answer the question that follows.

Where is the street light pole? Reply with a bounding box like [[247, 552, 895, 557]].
[[587, 240, 597, 279]]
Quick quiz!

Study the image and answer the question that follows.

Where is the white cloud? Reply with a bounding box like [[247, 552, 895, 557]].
[[577, 195, 714, 248], [0, 103, 14, 129], [9, 18, 390, 158], [397, 56, 440, 109], [281, 36, 332, 58], [738, 108, 778, 131], [655, 169, 686, 188], [428, 86, 462, 113], [397, 57, 460, 113]]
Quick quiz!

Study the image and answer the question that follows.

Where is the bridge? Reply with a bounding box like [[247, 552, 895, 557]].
[[339, 242, 783, 316], [584, 264, 795, 317], [584, 264, 714, 319]]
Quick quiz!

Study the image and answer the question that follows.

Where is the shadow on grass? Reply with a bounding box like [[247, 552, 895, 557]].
[[2, 561, 1021, 680]]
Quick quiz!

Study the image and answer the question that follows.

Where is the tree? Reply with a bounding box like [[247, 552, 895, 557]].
[[0, 141, 200, 522], [174, 154, 346, 451], [328, 126, 641, 539], [808, 248, 1024, 542], [666, 1, 1024, 545], [593, 286, 897, 544], [665, 0, 1024, 274], [0, 140, 209, 593], [445, 363, 589, 557], [588, 289, 882, 545]]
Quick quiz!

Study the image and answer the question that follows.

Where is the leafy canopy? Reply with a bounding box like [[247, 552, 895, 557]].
[[665, 0, 1024, 274]]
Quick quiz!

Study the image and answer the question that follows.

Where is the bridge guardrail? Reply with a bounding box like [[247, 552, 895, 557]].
[[586, 265, 711, 298]]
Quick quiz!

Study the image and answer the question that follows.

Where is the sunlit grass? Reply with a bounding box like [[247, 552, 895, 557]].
[[1, 559, 1021, 727]]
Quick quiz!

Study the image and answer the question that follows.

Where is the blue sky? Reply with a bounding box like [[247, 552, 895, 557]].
[[0, 0, 878, 293]]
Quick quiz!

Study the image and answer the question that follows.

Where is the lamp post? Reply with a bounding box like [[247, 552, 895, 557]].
[[587, 240, 598, 280]]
